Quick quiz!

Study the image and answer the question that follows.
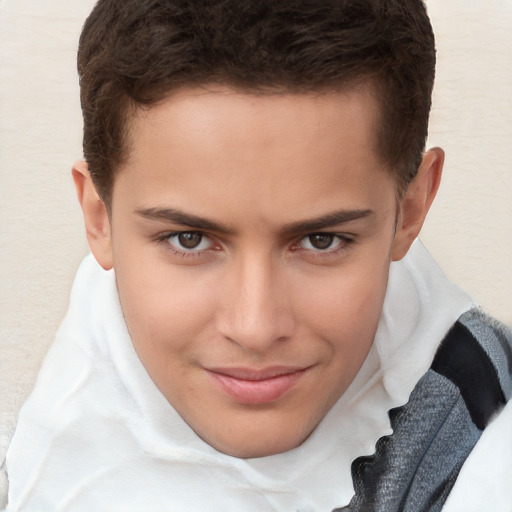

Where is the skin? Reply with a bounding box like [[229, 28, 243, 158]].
[[73, 86, 443, 458]]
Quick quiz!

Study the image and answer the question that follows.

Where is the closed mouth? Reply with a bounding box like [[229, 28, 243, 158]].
[[205, 366, 310, 404]]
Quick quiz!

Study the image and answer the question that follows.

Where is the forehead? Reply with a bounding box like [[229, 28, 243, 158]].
[[114, 86, 394, 224], [124, 85, 383, 169]]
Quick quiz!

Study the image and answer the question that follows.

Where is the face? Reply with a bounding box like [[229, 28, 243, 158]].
[[77, 86, 439, 458]]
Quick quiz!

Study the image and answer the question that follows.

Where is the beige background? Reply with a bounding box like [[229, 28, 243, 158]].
[[1, 0, 511, 466]]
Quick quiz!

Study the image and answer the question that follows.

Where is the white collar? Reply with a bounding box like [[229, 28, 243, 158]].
[[7, 240, 475, 512]]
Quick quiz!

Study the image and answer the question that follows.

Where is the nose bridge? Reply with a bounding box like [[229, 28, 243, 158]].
[[218, 249, 294, 352]]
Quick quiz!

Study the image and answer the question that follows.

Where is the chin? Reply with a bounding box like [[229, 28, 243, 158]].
[[200, 415, 315, 459], [216, 440, 297, 459]]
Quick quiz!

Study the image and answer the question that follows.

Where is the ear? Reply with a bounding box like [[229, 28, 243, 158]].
[[72, 161, 114, 270], [391, 147, 444, 261]]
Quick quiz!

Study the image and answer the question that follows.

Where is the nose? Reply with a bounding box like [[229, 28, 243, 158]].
[[216, 253, 296, 354]]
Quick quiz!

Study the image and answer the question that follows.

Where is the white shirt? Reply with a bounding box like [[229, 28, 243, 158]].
[[6, 241, 476, 511]]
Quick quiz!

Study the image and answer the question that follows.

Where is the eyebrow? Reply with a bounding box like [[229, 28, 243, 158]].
[[136, 206, 374, 235], [282, 209, 374, 234], [135, 207, 234, 234]]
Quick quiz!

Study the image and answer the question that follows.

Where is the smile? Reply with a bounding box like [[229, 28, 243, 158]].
[[205, 366, 309, 405]]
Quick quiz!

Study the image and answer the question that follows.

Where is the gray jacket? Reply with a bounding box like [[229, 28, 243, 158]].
[[335, 308, 512, 512]]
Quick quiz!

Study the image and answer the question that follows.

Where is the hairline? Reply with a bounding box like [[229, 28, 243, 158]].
[[100, 75, 409, 211]]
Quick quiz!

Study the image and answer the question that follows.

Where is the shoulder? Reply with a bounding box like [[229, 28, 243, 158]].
[[342, 308, 512, 512], [431, 308, 512, 430], [441, 309, 512, 512]]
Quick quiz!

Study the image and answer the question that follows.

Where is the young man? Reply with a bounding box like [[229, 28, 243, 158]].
[[5, 0, 511, 511]]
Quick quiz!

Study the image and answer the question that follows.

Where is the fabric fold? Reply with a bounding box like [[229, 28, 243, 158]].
[[6, 239, 475, 512]]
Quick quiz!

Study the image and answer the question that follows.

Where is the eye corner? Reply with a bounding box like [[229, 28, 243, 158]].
[[288, 232, 356, 261]]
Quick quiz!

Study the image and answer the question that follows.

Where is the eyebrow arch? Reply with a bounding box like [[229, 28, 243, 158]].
[[282, 209, 374, 234], [135, 207, 234, 234], [136, 206, 374, 236]]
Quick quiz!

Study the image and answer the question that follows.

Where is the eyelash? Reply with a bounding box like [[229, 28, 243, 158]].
[[156, 231, 355, 260], [157, 231, 216, 259], [292, 233, 354, 258]]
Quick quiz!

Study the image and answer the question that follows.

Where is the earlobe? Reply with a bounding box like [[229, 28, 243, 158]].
[[391, 148, 444, 261], [72, 161, 114, 270]]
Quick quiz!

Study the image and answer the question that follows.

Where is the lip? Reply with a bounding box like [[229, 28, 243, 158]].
[[205, 366, 309, 405]]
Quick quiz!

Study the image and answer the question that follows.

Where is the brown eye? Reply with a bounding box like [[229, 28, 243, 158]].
[[297, 233, 350, 253], [307, 233, 335, 250], [166, 231, 212, 252], [177, 232, 203, 249]]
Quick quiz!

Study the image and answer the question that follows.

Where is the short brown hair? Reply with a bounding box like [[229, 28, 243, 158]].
[[78, 0, 436, 204]]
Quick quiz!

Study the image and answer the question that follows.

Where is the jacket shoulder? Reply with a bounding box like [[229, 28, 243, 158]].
[[337, 308, 512, 512]]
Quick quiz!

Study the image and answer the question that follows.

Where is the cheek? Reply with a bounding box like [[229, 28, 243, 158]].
[[295, 258, 389, 356], [116, 261, 218, 352]]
